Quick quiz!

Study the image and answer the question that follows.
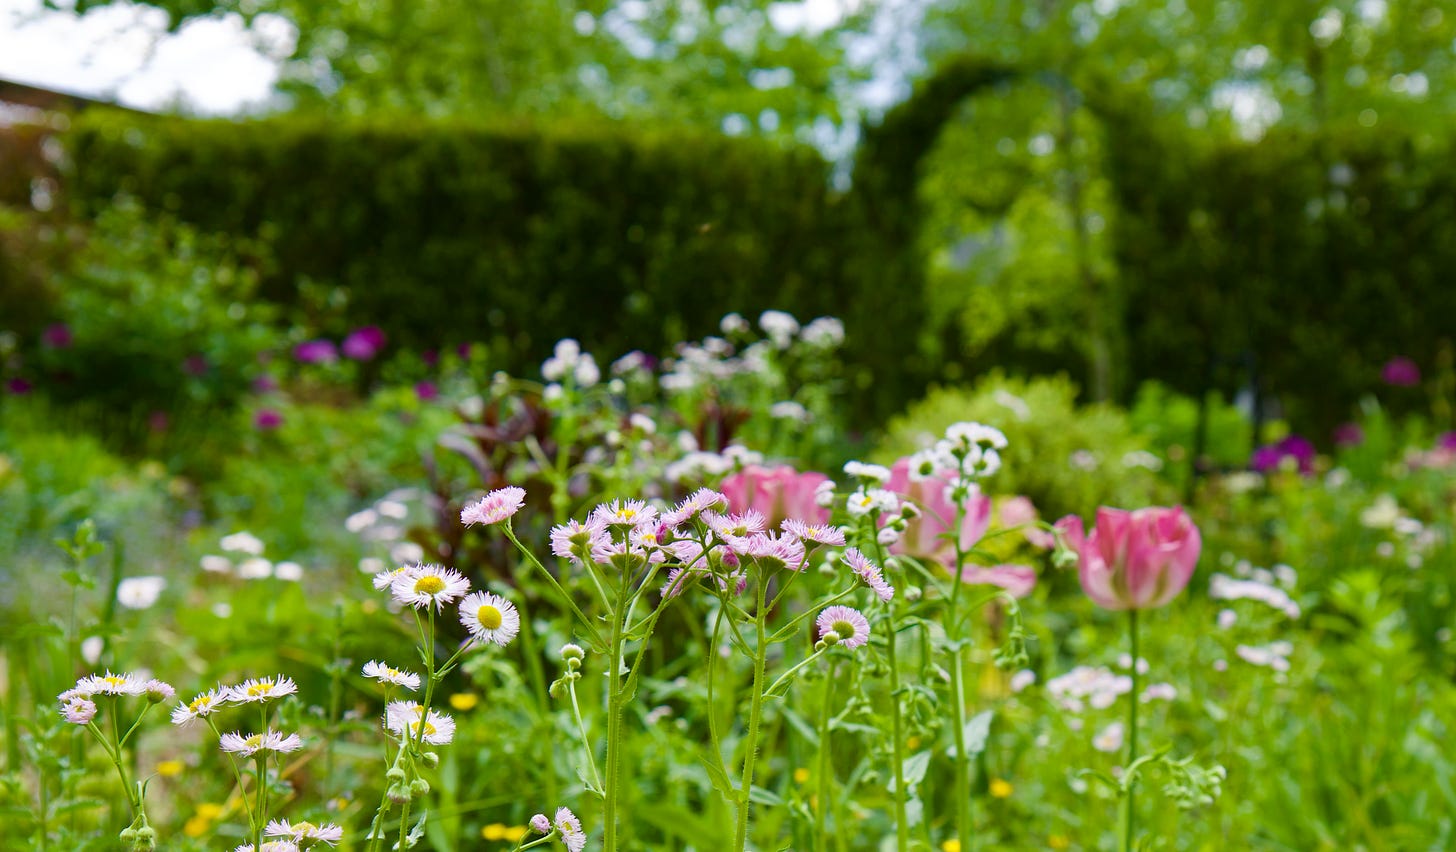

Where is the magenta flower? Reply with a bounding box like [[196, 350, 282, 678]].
[[720, 465, 830, 529], [414, 380, 439, 401], [884, 457, 991, 567], [183, 354, 208, 377], [42, 323, 72, 349], [461, 486, 527, 526], [254, 409, 283, 430], [1440, 432, 1456, 452], [342, 326, 387, 361], [816, 605, 871, 650], [1250, 434, 1315, 474], [6, 377, 32, 395], [1332, 422, 1364, 448], [1381, 357, 1421, 387], [1056, 506, 1201, 611], [293, 339, 338, 364]]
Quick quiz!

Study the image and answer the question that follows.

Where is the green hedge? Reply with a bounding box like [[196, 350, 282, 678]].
[[1106, 117, 1456, 435], [61, 112, 930, 418]]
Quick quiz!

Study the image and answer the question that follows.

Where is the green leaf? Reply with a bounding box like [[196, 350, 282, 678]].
[[901, 750, 932, 789], [748, 785, 784, 806], [699, 749, 741, 805]]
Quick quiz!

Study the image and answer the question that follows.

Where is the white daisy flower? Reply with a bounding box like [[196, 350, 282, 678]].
[[781, 519, 847, 546], [172, 688, 226, 726], [371, 565, 409, 591], [227, 675, 298, 704], [554, 807, 586, 852], [383, 701, 455, 745], [458, 592, 521, 646], [389, 564, 471, 611], [842, 460, 892, 483], [816, 606, 871, 650], [219, 730, 304, 757], [74, 671, 147, 697], [220, 531, 266, 555], [362, 661, 421, 691], [234, 843, 300, 852], [265, 819, 343, 846], [589, 499, 659, 529]]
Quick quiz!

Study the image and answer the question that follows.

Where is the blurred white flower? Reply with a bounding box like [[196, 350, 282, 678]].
[[274, 562, 304, 582], [220, 531, 265, 555], [1093, 722, 1124, 753], [200, 555, 232, 574], [117, 576, 165, 610]]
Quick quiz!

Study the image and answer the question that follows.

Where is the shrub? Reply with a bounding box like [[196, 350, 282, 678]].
[[874, 371, 1171, 517]]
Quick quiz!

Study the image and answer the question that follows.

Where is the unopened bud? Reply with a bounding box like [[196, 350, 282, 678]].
[[421, 751, 440, 768], [530, 813, 551, 834], [560, 643, 585, 663], [409, 778, 430, 798]]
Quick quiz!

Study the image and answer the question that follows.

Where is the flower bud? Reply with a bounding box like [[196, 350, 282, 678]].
[[386, 768, 406, 783], [821, 630, 841, 646], [530, 813, 551, 834], [409, 778, 430, 798], [560, 643, 585, 663], [421, 751, 440, 768], [387, 784, 409, 804]]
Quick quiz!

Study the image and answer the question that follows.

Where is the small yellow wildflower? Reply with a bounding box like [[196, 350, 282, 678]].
[[503, 825, 528, 842], [989, 778, 1014, 799], [450, 693, 479, 711], [793, 767, 811, 784], [195, 803, 225, 821], [155, 759, 184, 777], [183, 816, 209, 838], [941, 840, 962, 852], [906, 735, 921, 750], [482, 823, 509, 840]]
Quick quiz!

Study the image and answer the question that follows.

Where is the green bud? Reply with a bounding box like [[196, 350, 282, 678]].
[[421, 751, 440, 768], [387, 784, 409, 804], [386, 768, 406, 783], [409, 778, 430, 798]]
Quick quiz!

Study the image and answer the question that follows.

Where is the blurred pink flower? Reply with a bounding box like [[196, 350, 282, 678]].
[[999, 495, 1054, 549], [960, 564, 1037, 598], [1057, 506, 1201, 611], [1381, 357, 1421, 387], [254, 409, 284, 430], [294, 339, 338, 364], [342, 326, 387, 361], [885, 457, 991, 567], [42, 323, 72, 349], [6, 377, 32, 395], [415, 380, 439, 401], [720, 465, 829, 528]]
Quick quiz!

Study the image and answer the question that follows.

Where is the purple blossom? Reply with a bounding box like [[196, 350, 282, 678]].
[[1332, 422, 1364, 448], [415, 381, 439, 401], [1439, 432, 1456, 452], [342, 326, 387, 361], [294, 339, 338, 364], [183, 354, 208, 377], [1250, 434, 1315, 474], [255, 409, 284, 430], [1381, 357, 1421, 387], [6, 377, 32, 395], [42, 323, 72, 349], [253, 375, 279, 393]]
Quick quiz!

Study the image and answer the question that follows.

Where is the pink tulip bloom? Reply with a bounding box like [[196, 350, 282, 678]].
[[720, 465, 830, 528], [959, 564, 1037, 598], [999, 496, 1055, 550], [1056, 507, 1201, 611]]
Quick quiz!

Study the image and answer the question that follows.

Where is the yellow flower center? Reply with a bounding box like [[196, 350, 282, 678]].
[[104, 676, 128, 687], [832, 619, 856, 639], [620, 509, 636, 519], [294, 822, 316, 833], [416, 721, 437, 736], [247, 682, 273, 697], [414, 576, 446, 595], [477, 605, 503, 630], [244, 734, 264, 748], [189, 696, 211, 712], [386, 668, 401, 678]]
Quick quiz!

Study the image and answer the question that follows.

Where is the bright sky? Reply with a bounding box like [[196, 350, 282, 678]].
[[0, 0, 294, 113]]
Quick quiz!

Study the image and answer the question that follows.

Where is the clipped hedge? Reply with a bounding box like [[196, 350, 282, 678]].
[[1106, 117, 1456, 434], [61, 112, 930, 418]]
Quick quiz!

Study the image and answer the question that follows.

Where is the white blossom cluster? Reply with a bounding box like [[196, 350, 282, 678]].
[[199, 530, 304, 582]]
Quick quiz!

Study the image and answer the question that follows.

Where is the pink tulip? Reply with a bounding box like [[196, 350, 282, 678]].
[[999, 496, 1055, 550], [1056, 506, 1201, 610], [960, 564, 1037, 599], [883, 459, 1039, 596], [720, 465, 830, 528]]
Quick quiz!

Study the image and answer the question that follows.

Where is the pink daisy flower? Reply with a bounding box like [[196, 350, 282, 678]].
[[816, 606, 871, 650], [460, 486, 527, 527], [843, 547, 895, 602]]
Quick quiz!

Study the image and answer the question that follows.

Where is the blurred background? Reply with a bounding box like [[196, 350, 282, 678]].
[[3, 0, 1454, 443]]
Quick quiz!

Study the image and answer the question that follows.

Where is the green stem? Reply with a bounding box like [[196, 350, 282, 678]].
[[206, 717, 255, 831], [1121, 608, 1141, 852], [503, 524, 604, 645], [950, 657, 973, 851], [602, 572, 629, 852], [870, 531, 910, 852], [733, 572, 770, 852], [567, 675, 603, 793], [816, 659, 837, 851]]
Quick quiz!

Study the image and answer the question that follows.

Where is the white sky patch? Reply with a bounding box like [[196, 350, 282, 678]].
[[767, 0, 861, 36], [0, 0, 294, 114]]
